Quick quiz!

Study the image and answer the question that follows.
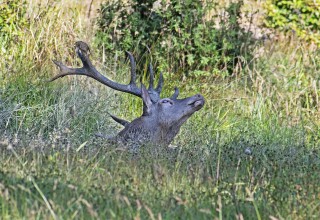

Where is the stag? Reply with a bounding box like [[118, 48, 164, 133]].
[[50, 42, 205, 152]]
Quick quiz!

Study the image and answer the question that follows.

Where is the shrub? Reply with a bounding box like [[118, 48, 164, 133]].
[[264, 0, 320, 45], [95, 0, 257, 76]]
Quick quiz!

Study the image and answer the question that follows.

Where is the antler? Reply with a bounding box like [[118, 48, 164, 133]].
[[50, 42, 164, 102], [146, 63, 163, 102], [171, 87, 179, 99]]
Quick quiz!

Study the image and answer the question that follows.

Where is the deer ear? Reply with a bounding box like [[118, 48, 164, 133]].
[[141, 84, 152, 116]]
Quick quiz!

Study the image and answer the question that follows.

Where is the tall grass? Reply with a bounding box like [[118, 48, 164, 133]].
[[0, 0, 319, 219]]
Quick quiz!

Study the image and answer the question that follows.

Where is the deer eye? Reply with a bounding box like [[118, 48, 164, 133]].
[[161, 99, 172, 105]]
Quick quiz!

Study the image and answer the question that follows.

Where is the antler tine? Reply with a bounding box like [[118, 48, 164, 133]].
[[125, 51, 137, 85], [108, 112, 129, 127], [171, 87, 179, 99], [148, 63, 154, 90], [50, 44, 142, 98], [155, 72, 163, 94], [49, 60, 89, 82]]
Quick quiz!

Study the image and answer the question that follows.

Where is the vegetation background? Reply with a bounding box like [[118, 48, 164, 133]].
[[0, 0, 320, 219]]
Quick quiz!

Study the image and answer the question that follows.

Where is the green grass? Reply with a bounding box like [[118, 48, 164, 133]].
[[1, 0, 320, 219], [0, 127, 319, 219]]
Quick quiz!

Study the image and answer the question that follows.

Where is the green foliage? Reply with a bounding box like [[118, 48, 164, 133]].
[[264, 0, 320, 45], [1, 1, 320, 219], [0, 0, 28, 52], [96, 0, 257, 76]]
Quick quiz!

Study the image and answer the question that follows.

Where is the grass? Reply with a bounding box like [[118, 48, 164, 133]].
[[1, 0, 320, 219]]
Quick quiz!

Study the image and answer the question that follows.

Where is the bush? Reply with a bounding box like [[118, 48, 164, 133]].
[[95, 0, 257, 76], [264, 0, 320, 45]]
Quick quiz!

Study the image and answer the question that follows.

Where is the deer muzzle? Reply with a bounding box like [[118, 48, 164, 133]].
[[187, 94, 205, 110]]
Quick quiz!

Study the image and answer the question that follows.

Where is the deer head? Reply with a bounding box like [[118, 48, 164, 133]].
[[50, 42, 205, 152]]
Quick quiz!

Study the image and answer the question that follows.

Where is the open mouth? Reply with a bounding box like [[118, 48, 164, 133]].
[[188, 98, 205, 108], [194, 100, 204, 107]]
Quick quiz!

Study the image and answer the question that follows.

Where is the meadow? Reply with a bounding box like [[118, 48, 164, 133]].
[[0, 0, 319, 219]]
